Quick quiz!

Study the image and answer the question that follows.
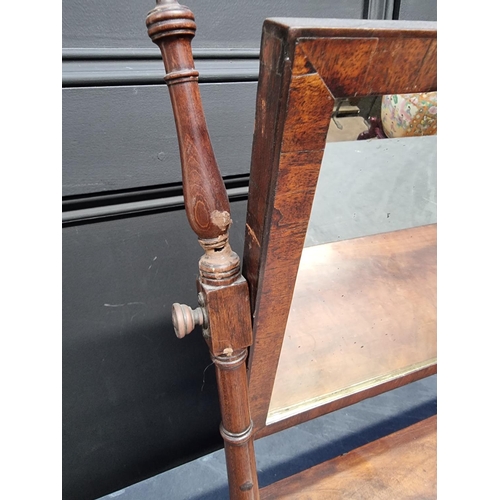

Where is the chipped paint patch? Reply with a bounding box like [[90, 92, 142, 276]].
[[211, 210, 232, 230]]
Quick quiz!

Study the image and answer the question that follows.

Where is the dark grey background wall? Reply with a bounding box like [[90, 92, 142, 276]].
[[62, 1, 436, 499]]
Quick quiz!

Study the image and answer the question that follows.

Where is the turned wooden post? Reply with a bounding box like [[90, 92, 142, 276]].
[[146, 2, 259, 498]]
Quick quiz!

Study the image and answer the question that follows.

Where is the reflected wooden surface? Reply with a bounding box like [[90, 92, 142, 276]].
[[261, 415, 437, 499], [268, 224, 436, 423]]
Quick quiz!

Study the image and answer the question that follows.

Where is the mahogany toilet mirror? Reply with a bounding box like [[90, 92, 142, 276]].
[[145, 1, 437, 497]]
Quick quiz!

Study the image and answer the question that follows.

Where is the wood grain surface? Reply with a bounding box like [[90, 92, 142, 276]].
[[147, 0, 231, 241], [260, 415, 437, 499]]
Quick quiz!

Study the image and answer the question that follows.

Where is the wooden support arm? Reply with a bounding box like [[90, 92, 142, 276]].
[[146, 0, 242, 287], [146, 0, 230, 242], [146, 2, 259, 498]]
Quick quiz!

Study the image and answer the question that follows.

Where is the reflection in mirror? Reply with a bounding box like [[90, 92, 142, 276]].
[[308, 93, 437, 245], [267, 93, 437, 424]]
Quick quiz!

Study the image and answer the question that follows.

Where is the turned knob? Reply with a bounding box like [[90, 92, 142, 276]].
[[172, 302, 206, 338]]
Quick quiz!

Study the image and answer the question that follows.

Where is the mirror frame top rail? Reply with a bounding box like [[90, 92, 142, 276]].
[[243, 18, 437, 438]]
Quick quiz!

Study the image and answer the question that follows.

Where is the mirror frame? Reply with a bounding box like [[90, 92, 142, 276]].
[[242, 18, 437, 438]]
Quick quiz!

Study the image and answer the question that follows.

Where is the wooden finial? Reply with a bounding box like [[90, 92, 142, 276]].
[[146, 1, 196, 39], [146, 0, 232, 246]]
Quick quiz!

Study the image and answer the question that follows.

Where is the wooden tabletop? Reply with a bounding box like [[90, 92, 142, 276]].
[[261, 414, 437, 499]]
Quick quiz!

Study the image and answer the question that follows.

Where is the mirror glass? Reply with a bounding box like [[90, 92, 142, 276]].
[[267, 93, 437, 424]]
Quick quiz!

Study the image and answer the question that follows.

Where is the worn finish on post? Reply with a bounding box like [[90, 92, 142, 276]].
[[146, 2, 259, 498], [213, 349, 259, 499], [244, 19, 437, 434]]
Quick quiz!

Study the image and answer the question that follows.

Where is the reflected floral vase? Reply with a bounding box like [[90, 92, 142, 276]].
[[381, 92, 437, 138]]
